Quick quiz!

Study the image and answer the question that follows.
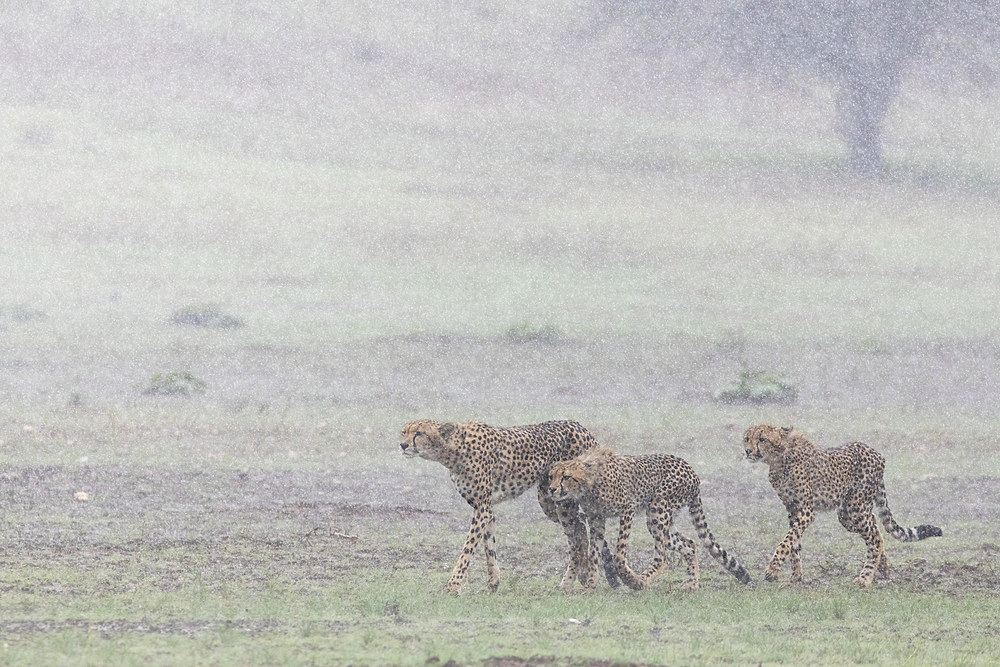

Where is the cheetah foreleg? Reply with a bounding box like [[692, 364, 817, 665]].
[[537, 487, 590, 590], [554, 520, 588, 591], [766, 506, 814, 583], [447, 504, 494, 594], [589, 518, 620, 589]]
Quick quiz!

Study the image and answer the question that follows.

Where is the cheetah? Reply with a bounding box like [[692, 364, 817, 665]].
[[400, 419, 606, 594], [547, 446, 751, 591], [743, 424, 943, 587]]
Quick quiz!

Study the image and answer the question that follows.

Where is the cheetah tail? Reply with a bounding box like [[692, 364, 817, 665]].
[[688, 495, 752, 584], [875, 482, 943, 542]]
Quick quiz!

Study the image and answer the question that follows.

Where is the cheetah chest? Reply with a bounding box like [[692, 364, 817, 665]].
[[490, 456, 541, 503]]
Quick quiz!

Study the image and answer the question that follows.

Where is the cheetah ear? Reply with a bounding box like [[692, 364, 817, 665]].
[[780, 426, 793, 437], [437, 422, 457, 441], [581, 462, 601, 485]]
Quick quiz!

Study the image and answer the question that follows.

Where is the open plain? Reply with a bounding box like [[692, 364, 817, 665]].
[[2, 2, 1000, 664]]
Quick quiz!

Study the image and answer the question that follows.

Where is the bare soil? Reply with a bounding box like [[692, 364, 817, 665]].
[[0, 462, 995, 608]]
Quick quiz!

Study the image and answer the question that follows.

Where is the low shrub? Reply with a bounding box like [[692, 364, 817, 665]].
[[171, 304, 244, 329], [142, 371, 207, 397], [713, 370, 797, 405]]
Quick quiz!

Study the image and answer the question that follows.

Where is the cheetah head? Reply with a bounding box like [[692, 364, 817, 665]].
[[743, 424, 792, 463], [546, 447, 613, 500], [400, 420, 458, 463], [546, 459, 588, 501]]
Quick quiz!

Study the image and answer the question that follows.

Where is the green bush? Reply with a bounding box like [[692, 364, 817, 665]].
[[142, 371, 207, 397], [713, 370, 797, 405], [171, 304, 244, 329]]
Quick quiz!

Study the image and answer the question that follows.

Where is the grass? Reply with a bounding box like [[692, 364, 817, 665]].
[[0, 410, 992, 667], [0, 528, 995, 665], [299, 587, 997, 664]]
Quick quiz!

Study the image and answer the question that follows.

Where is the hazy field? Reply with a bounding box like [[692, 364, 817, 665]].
[[2, 2, 1000, 665]]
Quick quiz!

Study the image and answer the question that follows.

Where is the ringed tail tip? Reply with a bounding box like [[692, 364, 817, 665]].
[[916, 524, 943, 539]]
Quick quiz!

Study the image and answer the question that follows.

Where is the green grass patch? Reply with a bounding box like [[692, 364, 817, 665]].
[[1, 567, 996, 665], [0, 303, 47, 322]]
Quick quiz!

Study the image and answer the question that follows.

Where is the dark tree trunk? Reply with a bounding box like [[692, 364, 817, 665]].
[[830, 1, 932, 175], [834, 63, 902, 175], [722, 0, 938, 176]]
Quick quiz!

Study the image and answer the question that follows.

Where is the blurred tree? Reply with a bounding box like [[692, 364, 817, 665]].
[[586, 0, 1000, 175], [724, 1, 933, 175]]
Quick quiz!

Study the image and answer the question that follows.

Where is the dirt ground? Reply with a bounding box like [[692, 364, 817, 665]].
[[0, 459, 996, 606]]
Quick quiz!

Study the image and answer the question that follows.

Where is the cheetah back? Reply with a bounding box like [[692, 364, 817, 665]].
[[585, 453, 699, 516], [468, 420, 598, 503]]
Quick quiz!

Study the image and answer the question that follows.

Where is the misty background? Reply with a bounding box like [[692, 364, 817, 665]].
[[3, 1, 1000, 432]]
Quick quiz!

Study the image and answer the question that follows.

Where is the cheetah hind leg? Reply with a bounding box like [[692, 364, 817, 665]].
[[666, 530, 699, 591], [851, 515, 884, 588], [839, 497, 885, 588], [483, 518, 500, 592], [788, 540, 803, 584], [875, 548, 890, 581], [783, 511, 804, 585], [640, 512, 690, 590]]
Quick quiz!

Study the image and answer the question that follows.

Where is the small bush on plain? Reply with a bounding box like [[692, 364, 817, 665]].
[[171, 304, 244, 329], [143, 371, 207, 397], [714, 370, 797, 405]]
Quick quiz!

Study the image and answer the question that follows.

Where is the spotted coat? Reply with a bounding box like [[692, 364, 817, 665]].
[[743, 424, 943, 587], [400, 419, 600, 594], [547, 446, 751, 591]]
